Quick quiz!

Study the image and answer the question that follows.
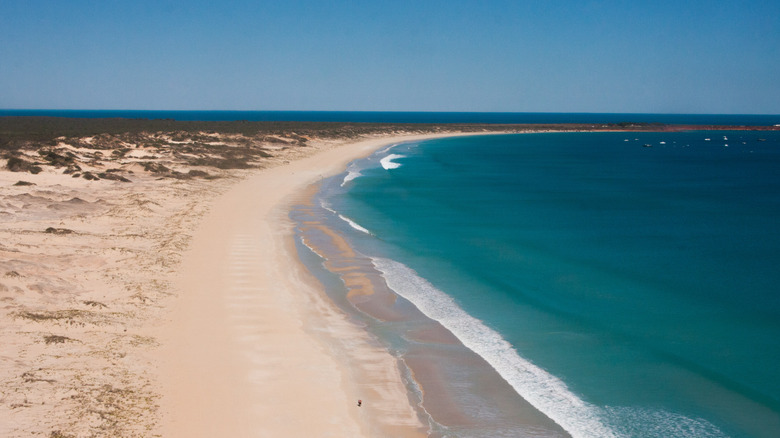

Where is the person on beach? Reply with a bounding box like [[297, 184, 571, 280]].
[[357, 399, 362, 407]]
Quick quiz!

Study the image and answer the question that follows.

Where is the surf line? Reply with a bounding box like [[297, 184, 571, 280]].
[[372, 257, 620, 438], [380, 154, 405, 170]]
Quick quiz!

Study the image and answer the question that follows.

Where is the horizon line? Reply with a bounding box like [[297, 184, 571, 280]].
[[2, 109, 780, 116]]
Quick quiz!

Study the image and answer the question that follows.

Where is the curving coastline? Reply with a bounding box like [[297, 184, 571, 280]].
[[159, 133, 464, 437], [5, 119, 777, 436], [290, 137, 574, 437]]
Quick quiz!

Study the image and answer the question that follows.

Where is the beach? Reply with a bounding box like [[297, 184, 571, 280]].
[[4, 122, 778, 437], [160, 133, 461, 437], [4, 0, 780, 432], [0, 130, 462, 437], [0, 134, 245, 436]]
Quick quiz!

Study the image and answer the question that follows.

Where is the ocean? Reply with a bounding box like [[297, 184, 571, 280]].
[[293, 131, 780, 437], [1, 109, 780, 126]]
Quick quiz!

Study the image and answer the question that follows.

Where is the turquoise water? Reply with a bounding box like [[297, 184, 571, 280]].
[[322, 132, 780, 437]]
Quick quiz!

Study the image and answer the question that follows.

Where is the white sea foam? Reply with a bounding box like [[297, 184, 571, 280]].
[[341, 163, 362, 187], [603, 407, 728, 438], [371, 257, 620, 438], [299, 236, 326, 260], [338, 214, 372, 235], [319, 200, 372, 235], [378, 143, 401, 154], [319, 200, 336, 214], [380, 154, 405, 170]]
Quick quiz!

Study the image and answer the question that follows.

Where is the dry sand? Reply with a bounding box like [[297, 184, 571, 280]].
[[0, 157, 235, 437], [0, 131, 457, 437], [160, 134, 460, 437]]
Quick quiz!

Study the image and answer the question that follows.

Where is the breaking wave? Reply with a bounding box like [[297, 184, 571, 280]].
[[371, 257, 619, 438], [380, 154, 405, 170], [341, 163, 362, 186], [338, 214, 372, 235]]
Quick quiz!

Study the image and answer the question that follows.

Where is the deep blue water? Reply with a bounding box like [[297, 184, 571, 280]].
[[1, 109, 780, 126], [324, 132, 780, 437]]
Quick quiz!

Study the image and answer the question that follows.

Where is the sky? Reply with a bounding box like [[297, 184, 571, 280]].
[[1, 0, 779, 114]]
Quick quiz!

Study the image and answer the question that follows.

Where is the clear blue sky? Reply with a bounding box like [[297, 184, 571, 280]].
[[1, 0, 778, 114]]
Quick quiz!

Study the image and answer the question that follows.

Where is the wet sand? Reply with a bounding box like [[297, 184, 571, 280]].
[[290, 146, 571, 437]]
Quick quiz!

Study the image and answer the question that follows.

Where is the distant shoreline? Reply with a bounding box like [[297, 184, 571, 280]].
[[3, 115, 779, 150]]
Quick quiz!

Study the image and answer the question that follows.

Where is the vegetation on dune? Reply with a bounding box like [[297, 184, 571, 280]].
[[3, 117, 776, 181], [0, 117, 461, 149], [0, 116, 527, 179], [0, 116, 687, 150], [43, 335, 75, 345]]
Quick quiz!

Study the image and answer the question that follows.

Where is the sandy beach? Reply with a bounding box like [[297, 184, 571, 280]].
[[0, 135, 242, 437], [0, 129, 458, 437], [160, 134, 460, 437]]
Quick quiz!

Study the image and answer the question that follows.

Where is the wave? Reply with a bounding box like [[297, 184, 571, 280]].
[[319, 200, 336, 214], [337, 214, 372, 235], [377, 143, 401, 155], [380, 154, 405, 170], [299, 236, 326, 259], [318, 201, 373, 235], [341, 142, 409, 185], [603, 407, 728, 438], [371, 257, 619, 438], [340, 163, 362, 187]]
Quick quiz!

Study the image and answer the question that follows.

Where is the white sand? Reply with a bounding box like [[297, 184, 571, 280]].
[[160, 134, 459, 437]]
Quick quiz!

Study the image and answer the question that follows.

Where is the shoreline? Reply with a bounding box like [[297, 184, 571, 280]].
[[291, 194, 573, 437], [6, 126, 776, 436], [290, 137, 573, 437], [292, 130, 780, 438], [159, 133, 466, 437], [0, 128, 467, 437]]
